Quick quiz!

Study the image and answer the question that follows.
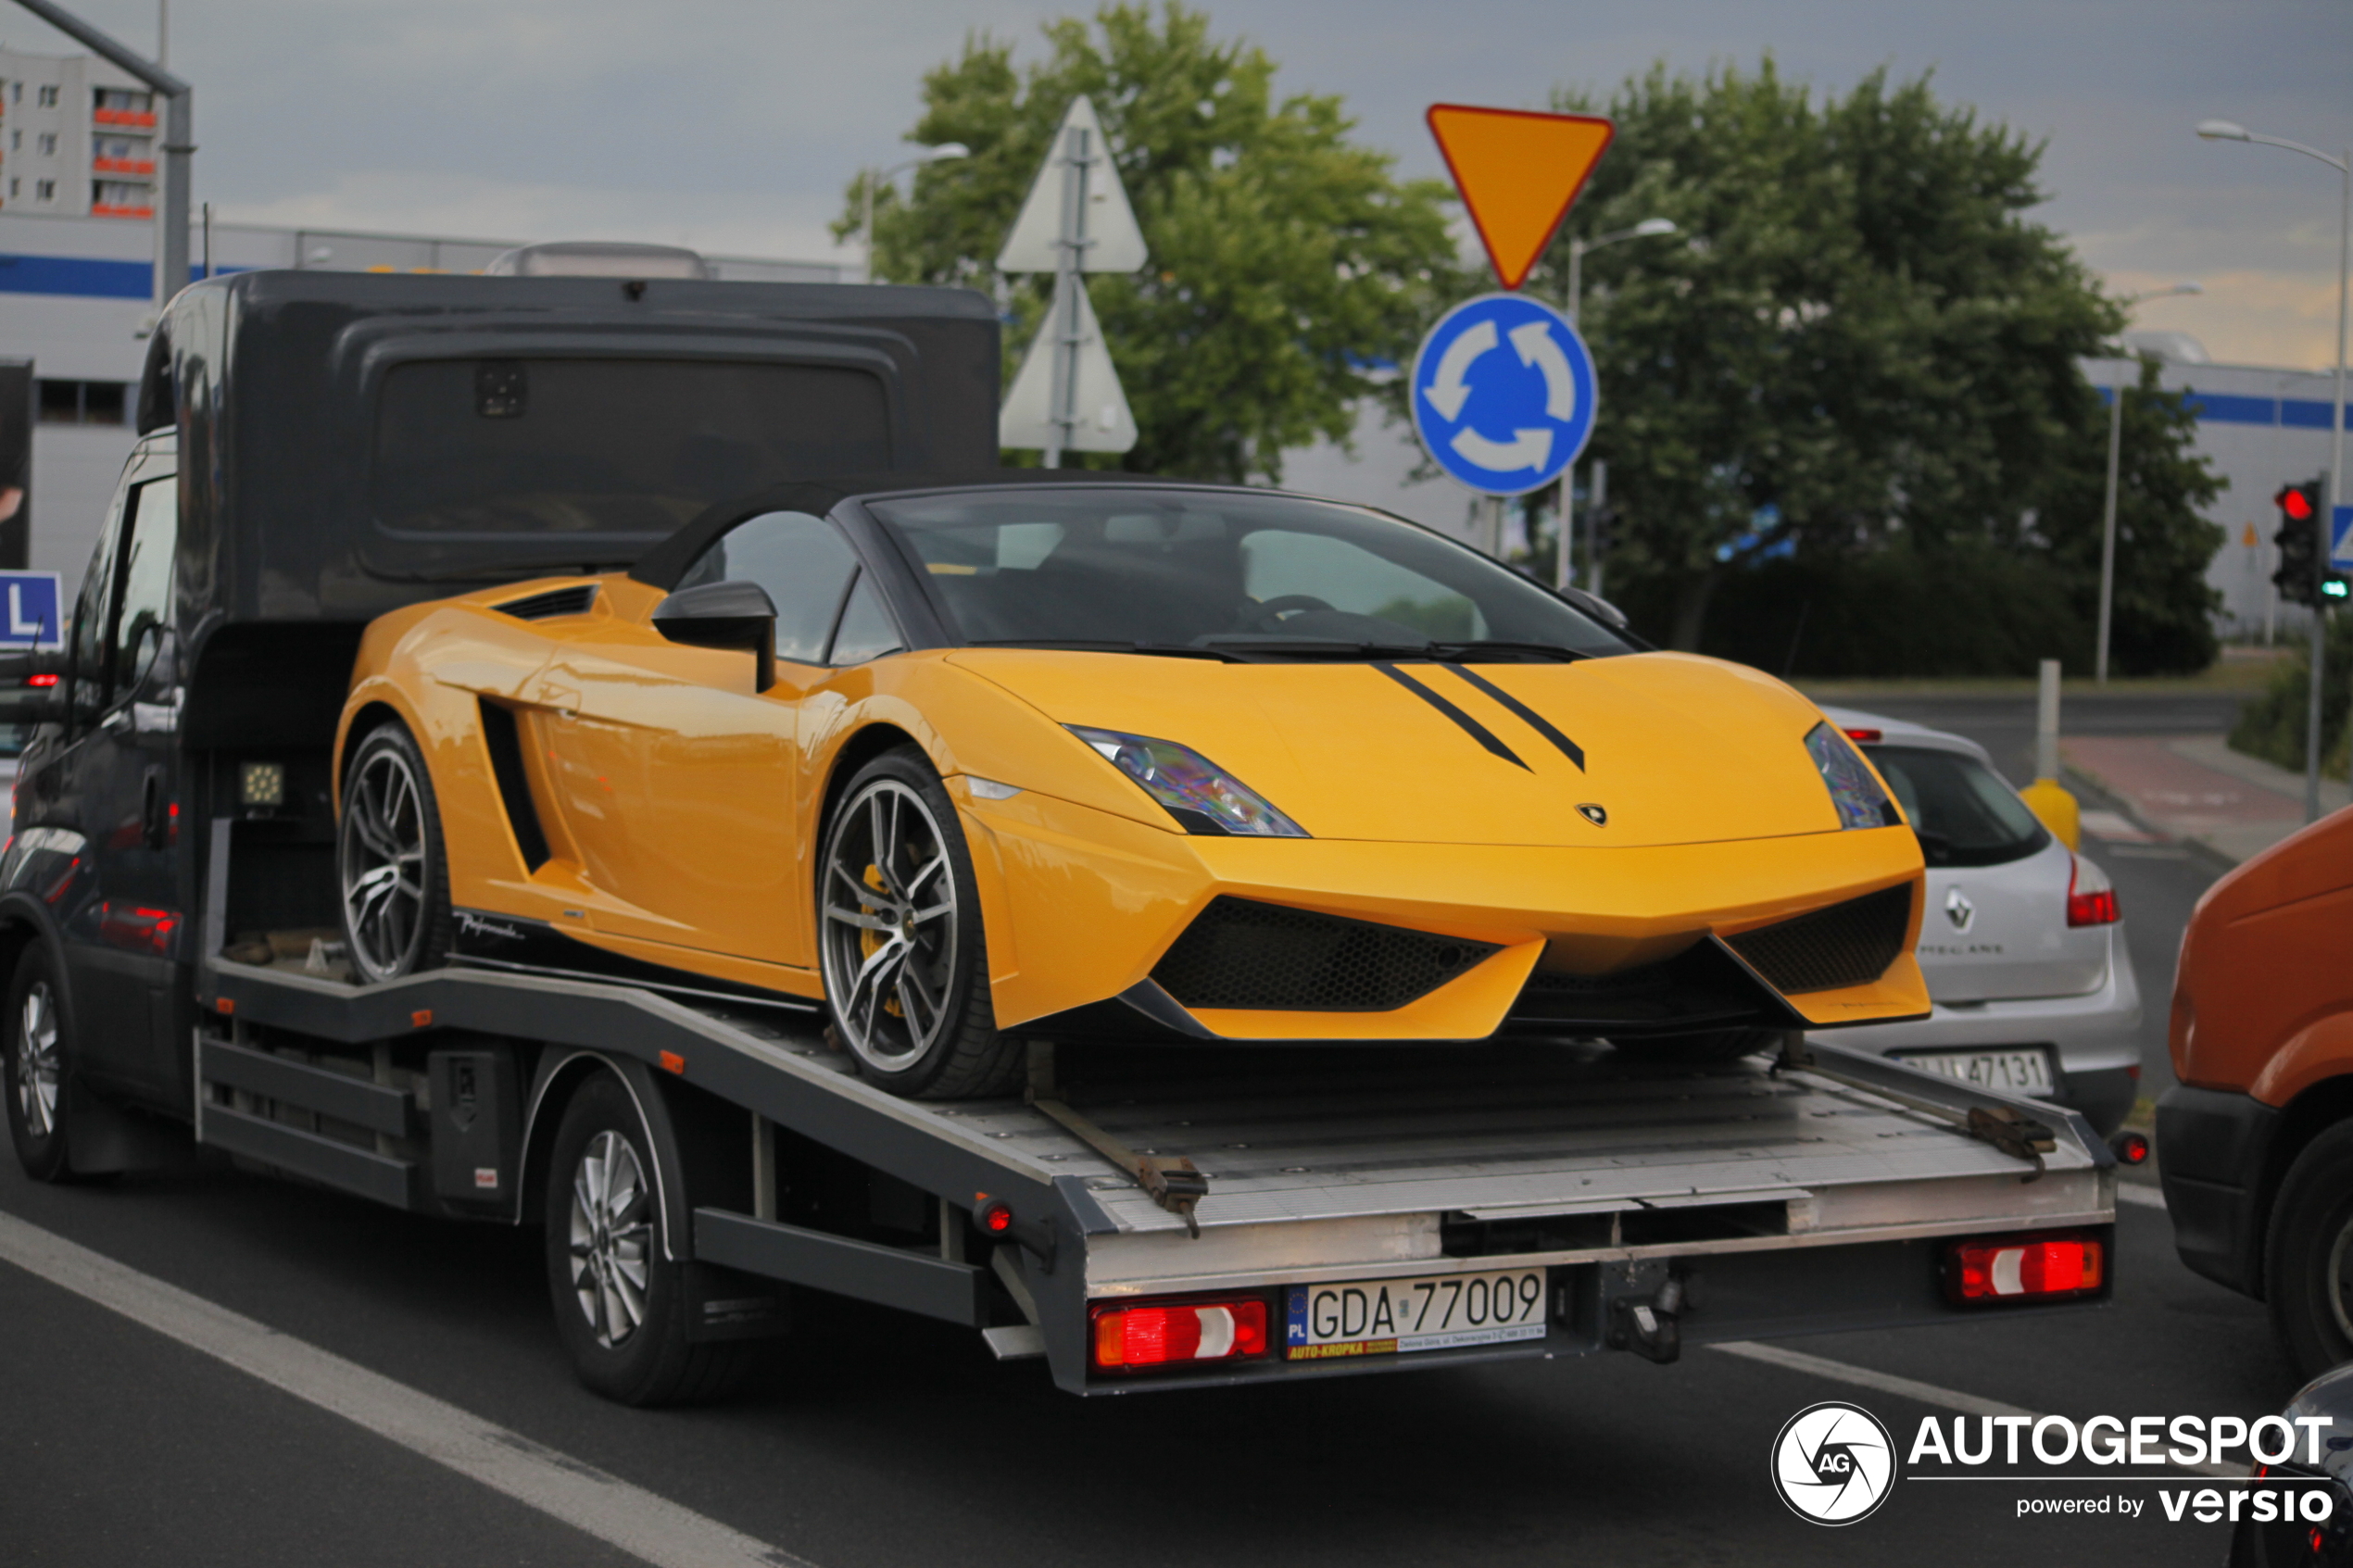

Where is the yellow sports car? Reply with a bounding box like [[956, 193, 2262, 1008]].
[[334, 474, 1929, 1097]]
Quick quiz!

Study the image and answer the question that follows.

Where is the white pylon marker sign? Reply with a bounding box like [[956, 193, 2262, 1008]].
[[996, 95, 1145, 463]]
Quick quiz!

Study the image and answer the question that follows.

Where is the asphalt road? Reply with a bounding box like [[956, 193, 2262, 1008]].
[[0, 688, 2298, 1568]]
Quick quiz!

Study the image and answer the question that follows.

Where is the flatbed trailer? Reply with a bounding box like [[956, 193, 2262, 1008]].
[[192, 822, 2117, 1396]]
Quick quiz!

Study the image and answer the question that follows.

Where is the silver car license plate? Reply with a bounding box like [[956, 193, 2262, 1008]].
[[1284, 1268, 1547, 1360], [1890, 1046, 2057, 1096]]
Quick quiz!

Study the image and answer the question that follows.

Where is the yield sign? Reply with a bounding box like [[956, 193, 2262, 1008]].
[[1426, 105, 1614, 291]]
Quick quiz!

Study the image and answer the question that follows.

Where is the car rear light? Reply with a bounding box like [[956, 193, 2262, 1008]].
[[1946, 1233, 2105, 1303], [25, 672, 57, 688], [1842, 727, 1882, 744], [2066, 854, 2119, 927], [1091, 1297, 1268, 1371]]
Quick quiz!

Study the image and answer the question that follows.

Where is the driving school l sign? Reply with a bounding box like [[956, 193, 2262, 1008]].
[[1410, 294, 1596, 497]]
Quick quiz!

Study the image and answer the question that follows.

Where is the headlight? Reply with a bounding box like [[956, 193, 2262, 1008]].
[[1068, 727, 1308, 837], [1806, 721, 1901, 830]]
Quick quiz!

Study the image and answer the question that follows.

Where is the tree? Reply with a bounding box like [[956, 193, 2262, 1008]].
[[1536, 61, 2126, 651], [838, 4, 1458, 483]]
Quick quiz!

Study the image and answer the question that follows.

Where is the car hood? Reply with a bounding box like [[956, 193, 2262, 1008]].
[[946, 647, 1861, 848]]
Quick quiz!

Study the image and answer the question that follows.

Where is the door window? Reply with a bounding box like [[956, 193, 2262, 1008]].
[[675, 510, 858, 665], [109, 476, 177, 696], [67, 483, 131, 726]]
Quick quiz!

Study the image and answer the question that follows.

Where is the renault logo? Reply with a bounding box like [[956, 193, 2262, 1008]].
[[1944, 886, 1974, 933], [1578, 803, 1607, 826]]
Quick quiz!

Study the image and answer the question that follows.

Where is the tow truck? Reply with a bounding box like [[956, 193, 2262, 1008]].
[[0, 254, 2118, 1399]]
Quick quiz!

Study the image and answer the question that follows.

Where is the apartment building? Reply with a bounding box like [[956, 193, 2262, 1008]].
[[0, 45, 157, 220]]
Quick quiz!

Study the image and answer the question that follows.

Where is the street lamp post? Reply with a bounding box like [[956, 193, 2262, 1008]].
[[2199, 119, 2350, 822], [860, 143, 969, 283], [1557, 216, 1676, 590], [2095, 281, 2203, 685]]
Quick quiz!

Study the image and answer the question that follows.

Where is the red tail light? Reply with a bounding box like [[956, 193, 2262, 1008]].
[[1946, 1234, 2105, 1302], [1091, 1297, 1268, 1371], [25, 673, 57, 688], [2066, 855, 2119, 927], [1842, 727, 1882, 745]]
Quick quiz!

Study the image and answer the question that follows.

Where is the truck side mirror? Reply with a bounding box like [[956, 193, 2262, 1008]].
[[651, 580, 776, 692], [0, 647, 67, 726]]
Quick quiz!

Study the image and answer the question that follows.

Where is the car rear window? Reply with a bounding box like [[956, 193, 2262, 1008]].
[[370, 358, 889, 544], [1869, 745, 2050, 868]]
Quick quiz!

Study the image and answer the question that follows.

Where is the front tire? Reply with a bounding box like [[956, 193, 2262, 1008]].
[[816, 748, 1018, 1099], [338, 721, 454, 984], [2265, 1120, 2353, 1379], [3, 942, 76, 1182], [543, 1071, 754, 1406]]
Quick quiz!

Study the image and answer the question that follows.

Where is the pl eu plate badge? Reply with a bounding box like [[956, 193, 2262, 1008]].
[[1410, 294, 1597, 498]]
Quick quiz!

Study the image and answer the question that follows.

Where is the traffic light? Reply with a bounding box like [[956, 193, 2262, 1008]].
[[2271, 479, 2345, 608]]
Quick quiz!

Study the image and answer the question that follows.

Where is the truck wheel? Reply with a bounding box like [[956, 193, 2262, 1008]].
[[2265, 1121, 2353, 1379], [543, 1071, 754, 1407], [3, 942, 78, 1182], [338, 721, 454, 984], [816, 747, 1019, 1099]]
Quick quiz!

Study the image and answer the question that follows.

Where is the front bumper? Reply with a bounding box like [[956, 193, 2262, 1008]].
[[2157, 1083, 2280, 1298], [1809, 938, 2143, 1133]]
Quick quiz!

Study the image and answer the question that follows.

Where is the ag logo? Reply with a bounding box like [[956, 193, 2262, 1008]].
[[1771, 1401, 1895, 1524]]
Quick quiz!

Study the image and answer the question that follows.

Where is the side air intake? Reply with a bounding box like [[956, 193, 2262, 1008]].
[[477, 699, 551, 871], [495, 584, 599, 621], [1726, 884, 1914, 995], [1151, 897, 1500, 1012]]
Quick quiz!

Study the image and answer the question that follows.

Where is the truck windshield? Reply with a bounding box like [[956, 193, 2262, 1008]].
[[1869, 745, 2051, 868], [371, 358, 890, 543], [866, 486, 1632, 659]]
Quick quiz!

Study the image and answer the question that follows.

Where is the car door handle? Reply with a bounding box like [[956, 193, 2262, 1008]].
[[141, 767, 168, 849]]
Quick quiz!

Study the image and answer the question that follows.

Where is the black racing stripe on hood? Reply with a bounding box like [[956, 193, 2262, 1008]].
[[1372, 663, 1529, 771], [1441, 664, 1586, 771]]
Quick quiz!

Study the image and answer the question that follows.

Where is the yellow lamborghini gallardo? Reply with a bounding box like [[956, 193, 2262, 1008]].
[[334, 473, 1928, 1097]]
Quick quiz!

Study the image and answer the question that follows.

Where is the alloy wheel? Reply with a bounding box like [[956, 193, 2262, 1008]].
[[14, 979, 58, 1139], [568, 1129, 652, 1348], [342, 746, 428, 980], [819, 780, 960, 1073]]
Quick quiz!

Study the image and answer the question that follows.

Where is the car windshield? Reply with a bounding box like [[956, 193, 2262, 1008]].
[[1869, 745, 2050, 868], [864, 487, 1633, 659]]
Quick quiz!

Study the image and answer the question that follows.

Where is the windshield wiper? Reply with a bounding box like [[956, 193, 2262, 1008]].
[[1189, 638, 1433, 661], [965, 638, 1245, 662], [1426, 640, 1592, 663], [390, 558, 638, 583]]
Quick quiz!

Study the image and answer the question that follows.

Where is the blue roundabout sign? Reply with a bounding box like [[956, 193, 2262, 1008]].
[[1410, 293, 1596, 497]]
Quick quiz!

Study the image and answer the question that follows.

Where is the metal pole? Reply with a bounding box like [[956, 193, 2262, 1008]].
[[2312, 147, 2348, 823], [1044, 122, 1090, 470], [2037, 659, 2061, 782], [9, 0, 190, 312], [1589, 459, 1608, 601], [1566, 237, 1584, 327], [2096, 365, 2126, 684], [861, 171, 875, 283]]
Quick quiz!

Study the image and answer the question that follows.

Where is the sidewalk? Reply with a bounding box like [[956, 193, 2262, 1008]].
[[2061, 733, 2348, 865]]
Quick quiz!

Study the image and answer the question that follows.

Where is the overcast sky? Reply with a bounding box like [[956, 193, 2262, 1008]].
[[10, 0, 2347, 370]]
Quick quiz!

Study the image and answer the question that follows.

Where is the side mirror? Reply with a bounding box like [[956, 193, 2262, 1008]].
[[652, 580, 776, 692], [0, 646, 66, 726]]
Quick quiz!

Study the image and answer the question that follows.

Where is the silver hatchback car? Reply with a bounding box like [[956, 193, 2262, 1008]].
[[1811, 707, 2142, 1136]]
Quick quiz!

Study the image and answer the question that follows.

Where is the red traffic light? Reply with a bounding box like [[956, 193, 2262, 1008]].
[[2280, 485, 2316, 521]]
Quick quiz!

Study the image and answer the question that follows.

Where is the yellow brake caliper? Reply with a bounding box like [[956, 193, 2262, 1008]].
[[860, 864, 903, 1018]]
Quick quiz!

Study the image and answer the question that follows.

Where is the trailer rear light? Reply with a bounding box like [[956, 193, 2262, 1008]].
[[1946, 1234, 2104, 1303], [2066, 854, 2119, 927], [975, 1195, 1014, 1234], [1091, 1297, 1268, 1371], [2109, 1130, 2150, 1165]]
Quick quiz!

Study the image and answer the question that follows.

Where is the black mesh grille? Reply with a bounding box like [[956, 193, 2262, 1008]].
[[1726, 884, 1914, 995], [1152, 897, 1500, 1012], [496, 584, 598, 621]]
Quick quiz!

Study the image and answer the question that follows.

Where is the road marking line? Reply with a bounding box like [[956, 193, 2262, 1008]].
[[2116, 1183, 2167, 1210], [0, 1210, 809, 1568], [1713, 1340, 2237, 1477]]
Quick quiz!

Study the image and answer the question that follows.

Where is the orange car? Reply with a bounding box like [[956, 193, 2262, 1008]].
[[2159, 808, 2353, 1377]]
